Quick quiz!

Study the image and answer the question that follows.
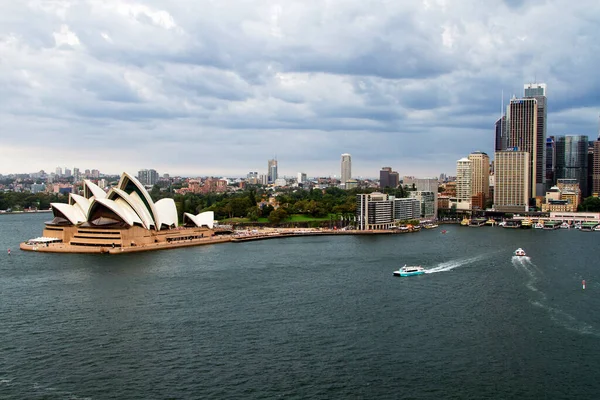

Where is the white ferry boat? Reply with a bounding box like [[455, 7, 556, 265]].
[[514, 248, 527, 257], [393, 265, 426, 277]]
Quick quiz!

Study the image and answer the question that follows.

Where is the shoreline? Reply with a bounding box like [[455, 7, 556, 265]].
[[19, 228, 419, 254], [1, 210, 53, 215]]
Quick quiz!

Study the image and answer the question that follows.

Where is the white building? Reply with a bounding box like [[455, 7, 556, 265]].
[[274, 178, 287, 187], [297, 172, 307, 184], [341, 153, 352, 187], [456, 157, 472, 209], [356, 192, 394, 230]]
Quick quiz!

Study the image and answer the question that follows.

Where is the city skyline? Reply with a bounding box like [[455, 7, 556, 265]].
[[2, 1, 600, 177]]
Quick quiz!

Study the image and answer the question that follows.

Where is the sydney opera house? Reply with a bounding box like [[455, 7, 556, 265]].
[[21, 173, 222, 253]]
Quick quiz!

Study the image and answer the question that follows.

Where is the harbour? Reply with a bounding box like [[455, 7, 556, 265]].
[[2, 212, 600, 399]]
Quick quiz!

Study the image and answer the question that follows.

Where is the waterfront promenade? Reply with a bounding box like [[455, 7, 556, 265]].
[[20, 227, 418, 254]]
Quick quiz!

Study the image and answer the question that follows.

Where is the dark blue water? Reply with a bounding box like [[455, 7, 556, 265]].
[[1, 213, 600, 399]]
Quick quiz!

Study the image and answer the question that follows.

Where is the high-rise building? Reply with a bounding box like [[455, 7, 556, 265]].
[[494, 151, 530, 212], [593, 141, 600, 196], [91, 169, 100, 179], [587, 142, 594, 198], [247, 172, 259, 185], [495, 115, 507, 152], [64, 168, 71, 177], [380, 167, 392, 189], [414, 178, 439, 216], [138, 169, 159, 186], [73, 168, 80, 182], [468, 151, 490, 209], [456, 157, 472, 205], [297, 172, 307, 184], [55, 167, 63, 177], [507, 97, 538, 199], [546, 136, 556, 187], [340, 154, 351, 187], [524, 83, 547, 195], [259, 174, 268, 185], [389, 171, 399, 188], [268, 159, 278, 183], [555, 135, 588, 197], [414, 178, 439, 193], [409, 191, 436, 219]]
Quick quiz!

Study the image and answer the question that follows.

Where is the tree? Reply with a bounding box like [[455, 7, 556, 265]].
[[246, 207, 260, 221], [260, 204, 274, 217], [268, 208, 288, 224], [248, 190, 257, 208], [579, 196, 600, 212]]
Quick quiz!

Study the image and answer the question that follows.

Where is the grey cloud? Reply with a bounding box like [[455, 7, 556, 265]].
[[1, 0, 600, 177]]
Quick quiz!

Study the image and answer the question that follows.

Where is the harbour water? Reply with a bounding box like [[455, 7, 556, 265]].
[[1, 213, 600, 399]]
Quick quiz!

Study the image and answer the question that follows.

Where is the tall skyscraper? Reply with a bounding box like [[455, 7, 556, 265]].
[[555, 135, 588, 197], [546, 136, 556, 187], [340, 153, 352, 186], [468, 151, 490, 209], [587, 141, 594, 198], [55, 167, 63, 177], [524, 83, 547, 195], [456, 157, 472, 204], [507, 97, 538, 199], [268, 159, 278, 183], [494, 151, 530, 212], [495, 116, 507, 152], [593, 141, 600, 195]]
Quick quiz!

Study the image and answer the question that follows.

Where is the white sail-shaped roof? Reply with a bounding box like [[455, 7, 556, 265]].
[[113, 198, 143, 226], [83, 179, 107, 200], [107, 188, 155, 230], [117, 172, 162, 230], [69, 193, 92, 217], [51, 202, 87, 225], [87, 198, 141, 227], [183, 211, 214, 229], [155, 198, 178, 228]]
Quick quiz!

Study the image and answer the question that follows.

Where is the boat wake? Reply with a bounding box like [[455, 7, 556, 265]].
[[511, 256, 599, 337], [425, 254, 488, 274]]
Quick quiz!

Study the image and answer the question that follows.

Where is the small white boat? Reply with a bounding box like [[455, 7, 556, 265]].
[[514, 248, 527, 256], [393, 265, 426, 277]]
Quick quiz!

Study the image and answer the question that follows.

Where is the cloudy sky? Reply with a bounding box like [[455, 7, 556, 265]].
[[2, 0, 599, 178]]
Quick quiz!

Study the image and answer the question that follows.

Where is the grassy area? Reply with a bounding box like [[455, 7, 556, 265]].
[[219, 214, 337, 224]]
